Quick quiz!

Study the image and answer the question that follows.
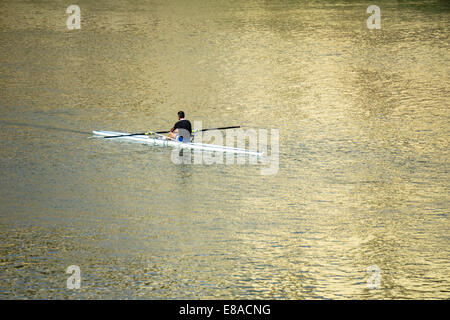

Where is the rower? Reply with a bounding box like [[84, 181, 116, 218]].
[[167, 111, 192, 142]]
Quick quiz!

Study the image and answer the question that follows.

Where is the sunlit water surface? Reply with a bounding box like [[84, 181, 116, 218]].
[[0, 0, 448, 299]]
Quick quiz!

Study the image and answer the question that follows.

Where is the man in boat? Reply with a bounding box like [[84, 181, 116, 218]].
[[167, 111, 192, 142]]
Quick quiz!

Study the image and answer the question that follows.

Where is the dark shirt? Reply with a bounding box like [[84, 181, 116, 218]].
[[173, 119, 192, 134]]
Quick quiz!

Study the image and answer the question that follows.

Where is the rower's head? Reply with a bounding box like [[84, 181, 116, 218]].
[[177, 111, 185, 120]]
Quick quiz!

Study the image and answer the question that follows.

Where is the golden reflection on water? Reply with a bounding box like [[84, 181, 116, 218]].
[[0, 0, 448, 299]]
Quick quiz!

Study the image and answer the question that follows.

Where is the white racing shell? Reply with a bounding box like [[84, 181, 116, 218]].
[[92, 131, 263, 156]]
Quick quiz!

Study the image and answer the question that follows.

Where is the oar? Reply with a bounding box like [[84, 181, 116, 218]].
[[103, 126, 241, 139], [104, 132, 159, 139], [193, 125, 241, 133], [150, 125, 242, 134]]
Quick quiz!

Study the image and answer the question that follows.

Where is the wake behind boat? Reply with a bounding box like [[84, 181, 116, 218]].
[[92, 130, 263, 156]]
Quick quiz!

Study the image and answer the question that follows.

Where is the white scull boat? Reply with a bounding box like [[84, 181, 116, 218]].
[[92, 130, 263, 156]]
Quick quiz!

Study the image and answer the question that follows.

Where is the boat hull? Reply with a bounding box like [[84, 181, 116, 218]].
[[92, 131, 263, 156]]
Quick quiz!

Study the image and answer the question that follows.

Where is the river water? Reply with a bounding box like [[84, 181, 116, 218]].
[[0, 0, 448, 299]]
